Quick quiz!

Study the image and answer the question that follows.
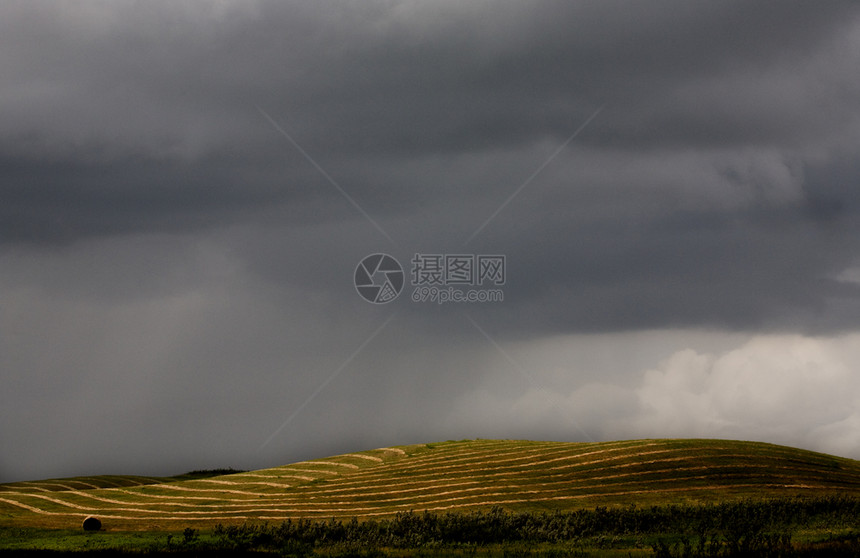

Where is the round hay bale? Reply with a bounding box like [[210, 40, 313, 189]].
[[82, 516, 102, 531]]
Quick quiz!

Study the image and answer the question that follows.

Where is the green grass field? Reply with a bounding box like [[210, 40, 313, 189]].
[[2, 438, 859, 534]]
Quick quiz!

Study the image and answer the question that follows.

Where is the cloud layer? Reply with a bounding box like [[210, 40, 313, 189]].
[[449, 333, 860, 459], [2, 1, 860, 481]]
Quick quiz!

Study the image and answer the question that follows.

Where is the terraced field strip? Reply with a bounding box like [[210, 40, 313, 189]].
[[2, 440, 859, 529], [0, 475, 171, 494]]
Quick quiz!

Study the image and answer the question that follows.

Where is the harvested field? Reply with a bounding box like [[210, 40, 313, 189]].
[[2, 439, 859, 530]]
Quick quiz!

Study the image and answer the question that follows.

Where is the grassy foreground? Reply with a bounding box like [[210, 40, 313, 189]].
[[2, 439, 860, 555], [3, 499, 860, 556]]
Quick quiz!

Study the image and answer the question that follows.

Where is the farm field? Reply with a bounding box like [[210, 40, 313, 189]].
[[3, 438, 860, 530], [2, 438, 860, 555]]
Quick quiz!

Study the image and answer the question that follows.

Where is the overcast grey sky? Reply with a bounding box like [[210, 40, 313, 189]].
[[3, 1, 860, 483]]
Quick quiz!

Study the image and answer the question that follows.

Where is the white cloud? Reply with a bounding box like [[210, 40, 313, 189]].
[[635, 335, 858, 441], [836, 267, 860, 285], [450, 333, 860, 459]]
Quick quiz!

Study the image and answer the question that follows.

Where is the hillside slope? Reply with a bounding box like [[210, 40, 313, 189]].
[[2, 439, 860, 530]]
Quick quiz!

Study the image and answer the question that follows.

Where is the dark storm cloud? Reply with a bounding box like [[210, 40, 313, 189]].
[[3, 1, 860, 483], [458, 148, 860, 337], [3, 1, 858, 239]]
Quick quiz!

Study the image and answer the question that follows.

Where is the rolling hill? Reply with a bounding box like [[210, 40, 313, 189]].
[[2, 438, 860, 530]]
